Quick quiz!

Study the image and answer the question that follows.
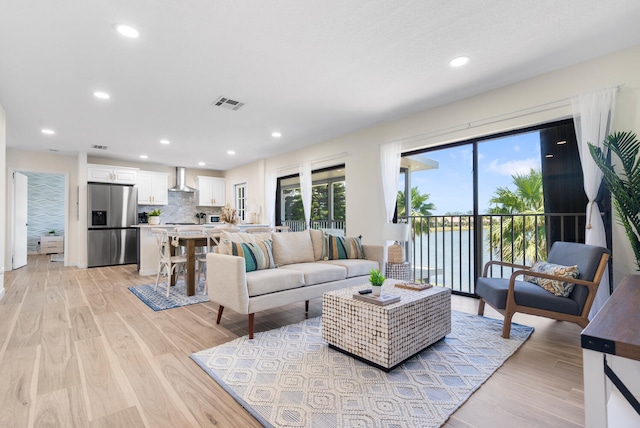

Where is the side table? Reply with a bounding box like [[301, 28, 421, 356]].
[[385, 262, 410, 281]]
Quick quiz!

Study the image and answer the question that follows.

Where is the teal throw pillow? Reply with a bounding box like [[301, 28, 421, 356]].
[[322, 235, 365, 260], [230, 239, 275, 272]]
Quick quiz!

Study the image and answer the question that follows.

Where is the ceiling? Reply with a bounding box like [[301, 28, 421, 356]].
[[1, 1, 640, 171]]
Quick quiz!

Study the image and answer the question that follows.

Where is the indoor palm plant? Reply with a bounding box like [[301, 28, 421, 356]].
[[369, 268, 386, 296], [589, 131, 640, 270]]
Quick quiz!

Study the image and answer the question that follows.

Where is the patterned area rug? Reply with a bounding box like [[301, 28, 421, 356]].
[[191, 311, 533, 428], [128, 280, 208, 311]]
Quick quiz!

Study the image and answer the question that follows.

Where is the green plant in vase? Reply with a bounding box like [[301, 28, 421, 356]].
[[369, 268, 386, 296], [148, 208, 162, 225]]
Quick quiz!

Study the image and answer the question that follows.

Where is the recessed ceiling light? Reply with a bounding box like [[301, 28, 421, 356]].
[[449, 56, 470, 67], [557, 140, 567, 145], [93, 91, 110, 100], [227, 150, 236, 155], [198, 162, 205, 166], [114, 24, 139, 38], [140, 155, 148, 159], [272, 132, 282, 138], [41, 129, 55, 135], [160, 139, 170, 145], [545, 154, 554, 158]]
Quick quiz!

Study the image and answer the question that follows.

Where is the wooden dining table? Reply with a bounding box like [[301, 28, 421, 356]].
[[168, 233, 219, 296]]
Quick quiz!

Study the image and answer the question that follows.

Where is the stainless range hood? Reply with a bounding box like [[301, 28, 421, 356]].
[[169, 167, 198, 192]]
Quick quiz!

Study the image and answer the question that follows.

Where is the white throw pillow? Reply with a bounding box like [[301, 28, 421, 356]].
[[272, 231, 315, 266]]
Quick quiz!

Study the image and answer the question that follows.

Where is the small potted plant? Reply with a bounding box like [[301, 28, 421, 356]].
[[48, 229, 56, 235], [148, 208, 161, 225], [369, 268, 386, 296]]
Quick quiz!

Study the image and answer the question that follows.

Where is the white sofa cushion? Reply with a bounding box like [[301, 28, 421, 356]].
[[279, 263, 347, 285], [272, 231, 315, 266], [322, 259, 379, 278], [246, 268, 304, 297], [309, 229, 324, 261]]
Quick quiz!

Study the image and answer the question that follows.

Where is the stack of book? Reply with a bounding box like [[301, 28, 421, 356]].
[[353, 293, 401, 306], [394, 282, 433, 291]]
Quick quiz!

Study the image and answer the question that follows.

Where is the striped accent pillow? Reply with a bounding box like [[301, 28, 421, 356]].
[[322, 235, 365, 260], [524, 261, 579, 297], [230, 239, 275, 272]]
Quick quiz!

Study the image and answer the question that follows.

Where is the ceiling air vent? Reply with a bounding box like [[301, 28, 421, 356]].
[[212, 96, 245, 111], [91, 145, 108, 150]]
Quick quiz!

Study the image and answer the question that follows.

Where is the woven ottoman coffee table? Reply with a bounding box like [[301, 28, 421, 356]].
[[322, 280, 451, 371]]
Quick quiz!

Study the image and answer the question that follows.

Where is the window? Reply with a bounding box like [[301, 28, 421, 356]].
[[276, 165, 346, 231], [234, 183, 247, 222]]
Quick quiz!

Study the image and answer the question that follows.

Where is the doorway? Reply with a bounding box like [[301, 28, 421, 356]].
[[9, 170, 67, 269]]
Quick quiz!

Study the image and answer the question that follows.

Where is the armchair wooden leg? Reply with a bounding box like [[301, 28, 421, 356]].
[[305, 300, 309, 313], [248, 313, 255, 339], [501, 312, 514, 339], [216, 305, 224, 324], [478, 299, 485, 316]]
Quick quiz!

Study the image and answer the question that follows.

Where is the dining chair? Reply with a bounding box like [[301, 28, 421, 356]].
[[152, 229, 187, 297], [174, 226, 207, 290]]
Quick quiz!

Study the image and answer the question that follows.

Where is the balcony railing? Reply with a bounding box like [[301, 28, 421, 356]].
[[402, 212, 586, 296], [282, 219, 346, 232]]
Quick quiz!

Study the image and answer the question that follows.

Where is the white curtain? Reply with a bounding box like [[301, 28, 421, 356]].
[[380, 141, 402, 222], [300, 160, 312, 228], [265, 169, 277, 227], [571, 87, 616, 319]]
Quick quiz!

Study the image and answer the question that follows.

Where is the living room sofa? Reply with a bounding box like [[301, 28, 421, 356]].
[[206, 229, 384, 338]]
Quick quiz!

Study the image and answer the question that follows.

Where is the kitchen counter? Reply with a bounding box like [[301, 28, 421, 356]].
[[136, 223, 271, 276], [134, 223, 270, 228]]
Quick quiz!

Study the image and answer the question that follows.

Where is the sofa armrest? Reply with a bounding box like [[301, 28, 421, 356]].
[[363, 244, 384, 271], [206, 253, 250, 315]]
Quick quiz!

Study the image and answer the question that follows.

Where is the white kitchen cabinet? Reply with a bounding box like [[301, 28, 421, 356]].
[[197, 176, 225, 206], [88, 164, 138, 185], [137, 171, 169, 205]]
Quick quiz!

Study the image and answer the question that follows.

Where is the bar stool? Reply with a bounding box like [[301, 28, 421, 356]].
[[152, 229, 187, 297]]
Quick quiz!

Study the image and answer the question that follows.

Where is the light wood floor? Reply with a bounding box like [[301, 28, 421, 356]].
[[0, 255, 586, 427]]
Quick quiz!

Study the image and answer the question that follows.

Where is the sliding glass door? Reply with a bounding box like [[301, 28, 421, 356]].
[[400, 119, 598, 295]]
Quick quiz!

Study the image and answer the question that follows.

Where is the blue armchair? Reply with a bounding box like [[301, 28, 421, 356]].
[[476, 241, 610, 338]]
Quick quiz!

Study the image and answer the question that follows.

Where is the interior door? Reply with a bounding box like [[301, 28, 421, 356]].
[[13, 172, 28, 269]]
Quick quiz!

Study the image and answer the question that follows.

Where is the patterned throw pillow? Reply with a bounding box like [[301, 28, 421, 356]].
[[523, 261, 580, 297], [322, 235, 365, 260], [230, 239, 275, 272]]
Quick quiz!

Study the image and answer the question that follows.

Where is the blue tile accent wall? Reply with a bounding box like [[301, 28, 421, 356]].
[[138, 192, 221, 224], [23, 172, 65, 253]]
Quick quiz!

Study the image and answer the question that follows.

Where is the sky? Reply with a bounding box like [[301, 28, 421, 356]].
[[401, 131, 542, 214]]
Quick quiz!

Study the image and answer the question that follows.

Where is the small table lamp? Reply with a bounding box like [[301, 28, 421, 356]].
[[383, 223, 410, 263]]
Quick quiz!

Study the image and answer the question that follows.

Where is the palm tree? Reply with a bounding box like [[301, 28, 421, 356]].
[[488, 169, 546, 264], [397, 187, 436, 235]]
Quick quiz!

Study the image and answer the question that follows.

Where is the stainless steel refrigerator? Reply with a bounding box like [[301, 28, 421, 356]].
[[87, 183, 138, 267]]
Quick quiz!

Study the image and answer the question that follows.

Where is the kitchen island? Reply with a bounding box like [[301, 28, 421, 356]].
[[135, 223, 271, 276]]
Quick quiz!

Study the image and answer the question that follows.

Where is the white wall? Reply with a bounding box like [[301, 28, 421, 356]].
[[227, 44, 640, 287], [0, 102, 6, 298]]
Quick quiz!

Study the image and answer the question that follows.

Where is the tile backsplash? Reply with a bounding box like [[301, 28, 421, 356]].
[[138, 192, 221, 224]]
